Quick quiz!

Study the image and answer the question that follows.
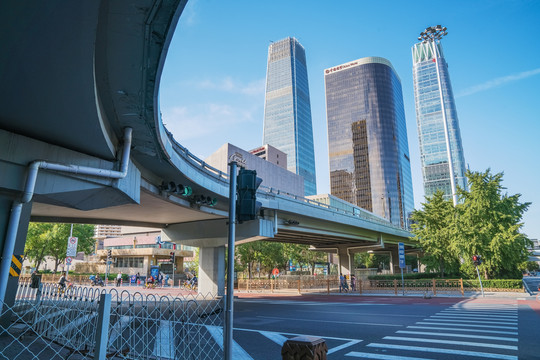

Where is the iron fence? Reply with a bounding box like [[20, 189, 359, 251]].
[[0, 280, 224, 359], [238, 277, 467, 296]]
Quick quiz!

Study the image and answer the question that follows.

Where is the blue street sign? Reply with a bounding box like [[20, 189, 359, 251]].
[[398, 242, 405, 269]]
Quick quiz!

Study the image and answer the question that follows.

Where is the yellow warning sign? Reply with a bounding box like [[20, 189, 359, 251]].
[[9, 255, 23, 277]]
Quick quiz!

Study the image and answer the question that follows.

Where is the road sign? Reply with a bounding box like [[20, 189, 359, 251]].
[[398, 242, 406, 269], [66, 237, 78, 257], [65, 256, 72, 266]]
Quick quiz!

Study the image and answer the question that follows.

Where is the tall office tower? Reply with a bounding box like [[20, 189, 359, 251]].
[[263, 37, 317, 195], [412, 27, 467, 203], [325, 57, 414, 229]]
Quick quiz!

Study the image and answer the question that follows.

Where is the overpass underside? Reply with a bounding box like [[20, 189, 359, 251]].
[[0, 0, 416, 304]]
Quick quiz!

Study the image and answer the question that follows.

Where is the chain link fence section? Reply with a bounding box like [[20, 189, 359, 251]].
[[1, 281, 224, 360], [106, 289, 223, 359]]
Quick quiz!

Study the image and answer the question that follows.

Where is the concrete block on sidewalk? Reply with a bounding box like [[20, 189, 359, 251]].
[[281, 335, 327, 360]]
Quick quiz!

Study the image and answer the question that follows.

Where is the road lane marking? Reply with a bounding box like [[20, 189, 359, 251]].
[[422, 318, 517, 329], [328, 340, 362, 355], [407, 325, 518, 335], [396, 330, 517, 342], [429, 316, 517, 324], [206, 325, 253, 360], [108, 315, 132, 345], [367, 343, 517, 360], [234, 327, 360, 342], [418, 320, 517, 329], [296, 310, 421, 317], [239, 327, 362, 355], [153, 320, 174, 359], [438, 312, 517, 319], [441, 309, 518, 314], [383, 336, 517, 350], [237, 299, 389, 306], [345, 351, 434, 359], [256, 315, 403, 327], [259, 331, 288, 346]]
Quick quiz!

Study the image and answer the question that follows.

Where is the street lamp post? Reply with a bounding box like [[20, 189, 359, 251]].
[[418, 25, 458, 206]]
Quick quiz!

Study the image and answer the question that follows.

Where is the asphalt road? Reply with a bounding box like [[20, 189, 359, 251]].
[[231, 294, 540, 360]]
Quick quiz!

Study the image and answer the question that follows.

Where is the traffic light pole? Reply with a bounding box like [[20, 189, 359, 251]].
[[475, 265, 485, 297], [224, 161, 237, 360]]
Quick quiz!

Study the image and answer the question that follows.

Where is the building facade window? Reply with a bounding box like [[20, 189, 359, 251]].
[[263, 37, 317, 195], [412, 41, 467, 200], [325, 57, 414, 229]]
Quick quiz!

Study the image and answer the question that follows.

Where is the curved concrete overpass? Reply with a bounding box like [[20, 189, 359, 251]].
[[0, 1, 414, 297]]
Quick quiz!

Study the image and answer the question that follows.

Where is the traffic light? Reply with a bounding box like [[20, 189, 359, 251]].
[[161, 181, 192, 196], [472, 254, 482, 266], [236, 169, 262, 222], [107, 249, 112, 258], [170, 252, 175, 263], [194, 195, 217, 206], [175, 184, 192, 197]]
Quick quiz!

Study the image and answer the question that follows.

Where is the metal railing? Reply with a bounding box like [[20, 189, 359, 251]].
[[1, 280, 224, 359], [165, 129, 406, 231], [238, 277, 466, 297]]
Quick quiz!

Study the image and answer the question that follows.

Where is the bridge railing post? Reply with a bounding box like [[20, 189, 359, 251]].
[[326, 279, 330, 294]]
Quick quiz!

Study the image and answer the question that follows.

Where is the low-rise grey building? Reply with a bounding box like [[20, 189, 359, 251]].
[[205, 143, 304, 197]]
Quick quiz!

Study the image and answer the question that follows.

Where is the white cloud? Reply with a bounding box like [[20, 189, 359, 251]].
[[161, 103, 259, 142], [195, 77, 266, 95], [457, 67, 540, 98]]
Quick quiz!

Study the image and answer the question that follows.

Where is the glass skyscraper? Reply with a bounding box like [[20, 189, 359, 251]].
[[412, 40, 467, 201], [325, 57, 414, 229], [263, 37, 317, 196]]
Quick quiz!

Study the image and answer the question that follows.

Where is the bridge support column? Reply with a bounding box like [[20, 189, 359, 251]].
[[389, 246, 400, 274], [337, 247, 353, 277], [0, 197, 32, 326], [198, 246, 225, 296]]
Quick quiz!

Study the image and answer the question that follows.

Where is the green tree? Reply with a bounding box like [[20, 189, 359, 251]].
[[236, 242, 262, 278], [25, 223, 95, 272], [25, 223, 53, 270], [524, 261, 539, 273], [410, 170, 531, 280], [284, 244, 327, 274], [455, 170, 531, 279], [410, 191, 460, 277], [259, 242, 288, 277]]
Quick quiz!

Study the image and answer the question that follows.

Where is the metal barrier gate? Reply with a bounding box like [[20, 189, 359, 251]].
[[0, 281, 224, 359]]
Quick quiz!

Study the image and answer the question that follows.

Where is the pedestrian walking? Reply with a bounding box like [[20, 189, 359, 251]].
[[350, 274, 356, 291], [339, 273, 348, 292], [116, 272, 122, 287]]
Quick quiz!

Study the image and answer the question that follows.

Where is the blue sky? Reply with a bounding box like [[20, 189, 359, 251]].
[[160, 0, 540, 239]]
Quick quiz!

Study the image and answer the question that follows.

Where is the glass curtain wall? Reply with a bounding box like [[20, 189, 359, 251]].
[[263, 37, 317, 195], [325, 57, 414, 229], [412, 41, 467, 199]]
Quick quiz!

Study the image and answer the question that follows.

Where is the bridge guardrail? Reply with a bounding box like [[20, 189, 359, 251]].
[[164, 128, 408, 232]]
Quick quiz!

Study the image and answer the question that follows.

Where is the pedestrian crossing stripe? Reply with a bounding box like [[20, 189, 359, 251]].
[[9, 255, 23, 277]]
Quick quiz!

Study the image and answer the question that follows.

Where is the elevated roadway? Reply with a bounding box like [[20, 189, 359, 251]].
[[0, 1, 415, 302]]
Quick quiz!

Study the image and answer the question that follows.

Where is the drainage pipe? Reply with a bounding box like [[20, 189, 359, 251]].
[[0, 128, 132, 305]]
